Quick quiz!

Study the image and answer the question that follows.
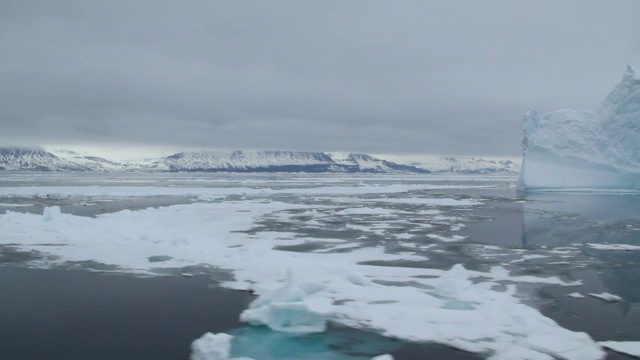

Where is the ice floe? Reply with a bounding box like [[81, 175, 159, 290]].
[[0, 185, 607, 359], [587, 243, 640, 251], [567, 292, 585, 299], [599, 341, 640, 358], [240, 271, 331, 334], [370, 356, 394, 360], [588, 292, 623, 302], [191, 333, 253, 360], [42, 206, 62, 221], [191, 333, 234, 360]]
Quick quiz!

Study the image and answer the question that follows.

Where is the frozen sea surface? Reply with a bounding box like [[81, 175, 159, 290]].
[[1, 173, 639, 359]]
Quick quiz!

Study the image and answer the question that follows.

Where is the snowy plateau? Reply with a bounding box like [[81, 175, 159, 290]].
[[518, 66, 640, 191], [0, 148, 519, 174]]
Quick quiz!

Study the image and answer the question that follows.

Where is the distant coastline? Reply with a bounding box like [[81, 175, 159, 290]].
[[0, 148, 519, 174]]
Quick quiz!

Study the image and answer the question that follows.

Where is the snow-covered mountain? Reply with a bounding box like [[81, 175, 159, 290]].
[[0, 148, 104, 171], [48, 149, 126, 171], [0, 149, 430, 173], [161, 151, 430, 173], [0, 148, 521, 174], [331, 153, 433, 173], [420, 157, 520, 174]]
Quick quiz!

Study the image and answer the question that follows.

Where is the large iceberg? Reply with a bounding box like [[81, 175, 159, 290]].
[[518, 65, 640, 191]]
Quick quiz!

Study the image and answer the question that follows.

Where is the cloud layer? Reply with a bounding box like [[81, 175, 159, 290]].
[[1, 0, 639, 156]]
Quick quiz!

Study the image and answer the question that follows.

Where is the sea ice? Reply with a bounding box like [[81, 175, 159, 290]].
[[239, 271, 332, 334], [370, 355, 394, 360], [191, 333, 252, 360], [587, 243, 640, 251], [198, 194, 226, 202], [518, 65, 640, 191], [567, 292, 585, 299], [0, 189, 607, 360], [588, 292, 623, 302], [42, 206, 62, 221], [599, 341, 640, 358]]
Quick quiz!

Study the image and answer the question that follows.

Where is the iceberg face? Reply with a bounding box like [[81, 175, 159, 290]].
[[518, 66, 640, 191]]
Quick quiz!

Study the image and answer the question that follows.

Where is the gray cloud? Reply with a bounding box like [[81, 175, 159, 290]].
[[1, 0, 639, 156]]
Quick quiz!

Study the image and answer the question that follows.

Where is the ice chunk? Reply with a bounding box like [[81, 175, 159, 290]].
[[518, 66, 640, 191], [587, 243, 640, 251], [190, 332, 254, 360], [600, 341, 640, 358], [371, 355, 394, 360], [42, 206, 62, 221], [567, 292, 585, 299], [198, 194, 226, 202], [240, 272, 331, 334], [588, 292, 623, 302], [190, 333, 233, 360], [345, 273, 374, 287], [433, 263, 473, 298]]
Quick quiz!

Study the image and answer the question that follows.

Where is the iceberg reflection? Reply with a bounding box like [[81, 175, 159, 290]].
[[521, 192, 640, 305], [521, 192, 640, 248]]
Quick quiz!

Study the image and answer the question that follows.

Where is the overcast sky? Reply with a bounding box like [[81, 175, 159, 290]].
[[1, 0, 639, 159]]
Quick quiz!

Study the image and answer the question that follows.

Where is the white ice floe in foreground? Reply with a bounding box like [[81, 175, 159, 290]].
[[191, 333, 237, 360], [587, 243, 640, 251], [599, 341, 640, 358], [370, 355, 394, 360], [567, 292, 585, 299], [588, 292, 623, 302], [240, 271, 332, 334], [0, 197, 606, 359], [518, 65, 640, 191]]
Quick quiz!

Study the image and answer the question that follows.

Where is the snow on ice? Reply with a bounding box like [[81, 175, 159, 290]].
[[0, 185, 607, 360], [599, 341, 640, 358], [42, 205, 62, 221], [239, 271, 331, 334], [567, 292, 586, 299], [518, 65, 640, 191], [191, 333, 237, 360], [588, 292, 623, 302], [587, 243, 640, 251]]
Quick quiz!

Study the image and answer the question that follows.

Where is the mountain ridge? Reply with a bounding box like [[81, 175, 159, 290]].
[[0, 148, 519, 174]]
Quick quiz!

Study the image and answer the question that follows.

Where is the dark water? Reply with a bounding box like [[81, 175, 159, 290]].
[[0, 268, 251, 360], [0, 267, 482, 360]]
